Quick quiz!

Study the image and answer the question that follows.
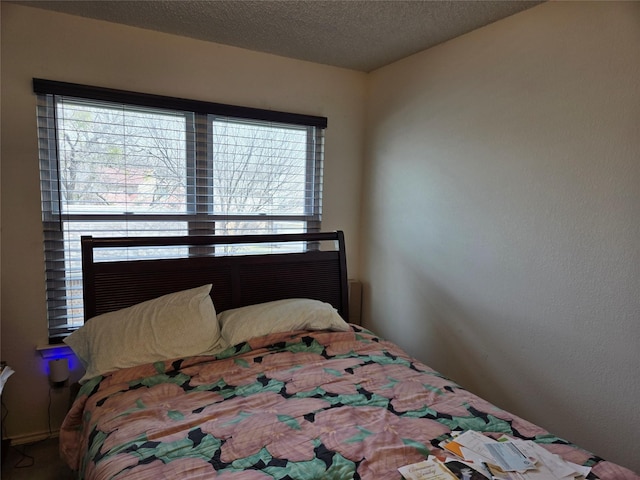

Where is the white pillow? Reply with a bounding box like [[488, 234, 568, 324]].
[[65, 284, 227, 383], [218, 298, 350, 346]]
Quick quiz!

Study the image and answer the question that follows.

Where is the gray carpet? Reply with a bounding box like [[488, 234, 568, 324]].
[[1, 437, 74, 480]]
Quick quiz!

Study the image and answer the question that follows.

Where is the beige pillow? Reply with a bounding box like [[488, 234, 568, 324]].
[[218, 298, 350, 346], [65, 284, 227, 383]]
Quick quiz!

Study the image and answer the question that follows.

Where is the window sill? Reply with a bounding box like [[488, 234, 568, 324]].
[[36, 344, 73, 359]]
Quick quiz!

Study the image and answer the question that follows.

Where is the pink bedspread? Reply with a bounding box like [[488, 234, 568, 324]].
[[60, 326, 638, 479]]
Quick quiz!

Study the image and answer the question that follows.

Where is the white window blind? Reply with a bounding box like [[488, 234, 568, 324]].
[[34, 79, 326, 342]]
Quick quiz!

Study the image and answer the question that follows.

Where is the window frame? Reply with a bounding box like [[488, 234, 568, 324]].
[[34, 79, 327, 342]]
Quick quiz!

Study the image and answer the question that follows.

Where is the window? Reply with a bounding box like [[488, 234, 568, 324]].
[[34, 79, 326, 341]]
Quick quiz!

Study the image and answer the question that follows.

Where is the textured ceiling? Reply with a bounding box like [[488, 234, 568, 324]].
[[14, 0, 543, 72]]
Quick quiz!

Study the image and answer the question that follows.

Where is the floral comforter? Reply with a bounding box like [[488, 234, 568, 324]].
[[60, 326, 637, 479]]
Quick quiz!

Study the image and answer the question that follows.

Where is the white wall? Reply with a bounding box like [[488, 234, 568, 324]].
[[0, 3, 365, 442], [362, 1, 640, 472]]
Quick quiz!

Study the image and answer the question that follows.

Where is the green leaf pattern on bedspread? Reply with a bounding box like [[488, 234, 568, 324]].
[[59, 326, 631, 479]]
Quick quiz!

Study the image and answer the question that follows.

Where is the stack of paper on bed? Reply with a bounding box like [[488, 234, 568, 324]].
[[400, 430, 594, 480], [398, 456, 460, 480], [433, 430, 593, 479]]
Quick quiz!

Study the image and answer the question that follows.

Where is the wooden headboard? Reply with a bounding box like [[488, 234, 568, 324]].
[[81, 231, 349, 322]]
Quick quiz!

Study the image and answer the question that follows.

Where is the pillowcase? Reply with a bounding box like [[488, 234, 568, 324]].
[[218, 298, 350, 346], [65, 284, 227, 383]]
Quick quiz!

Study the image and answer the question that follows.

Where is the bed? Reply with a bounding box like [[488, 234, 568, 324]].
[[60, 231, 638, 479]]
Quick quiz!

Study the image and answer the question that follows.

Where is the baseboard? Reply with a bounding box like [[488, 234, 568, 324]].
[[5, 429, 59, 446]]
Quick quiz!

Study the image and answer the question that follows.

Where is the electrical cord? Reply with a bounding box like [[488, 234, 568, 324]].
[[3, 385, 67, 470], [2, 399, 36, 469], [48, 385, 53, 437], [10, 442, 36, 469], [1, 397, 8, 438]]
